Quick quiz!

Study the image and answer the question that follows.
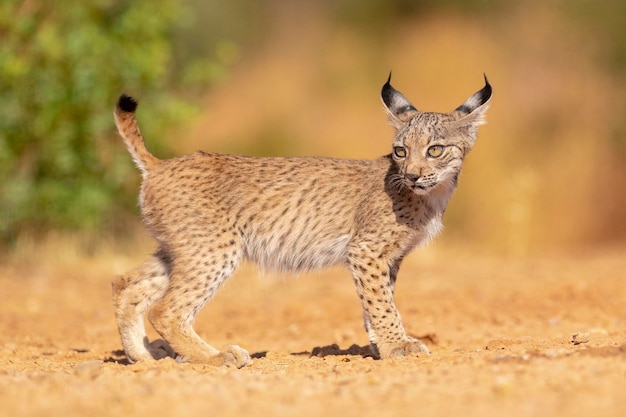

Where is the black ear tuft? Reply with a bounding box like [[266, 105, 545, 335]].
[[381, 72, 394, 107], [480, 73, 493, 104], [117, 94, 138, 113]]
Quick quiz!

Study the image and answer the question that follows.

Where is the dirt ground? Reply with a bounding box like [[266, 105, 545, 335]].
[[0, 243, 624, 417]]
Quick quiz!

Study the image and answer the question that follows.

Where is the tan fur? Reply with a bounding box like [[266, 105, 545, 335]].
[[112, 76, 492, 367], [113, 99, 159, 178]]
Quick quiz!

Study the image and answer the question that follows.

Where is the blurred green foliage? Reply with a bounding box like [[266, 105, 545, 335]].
[[0, 0, 223, 244]]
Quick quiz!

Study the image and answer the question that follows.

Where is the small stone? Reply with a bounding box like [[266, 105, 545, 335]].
[[571, 333, 590, 345]]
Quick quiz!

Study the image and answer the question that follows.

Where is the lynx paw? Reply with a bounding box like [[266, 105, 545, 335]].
[[221, 344, 252, 368], [380, 338, 430, 359], [173, 344, 251, 367], [194, 345, 252, 368]]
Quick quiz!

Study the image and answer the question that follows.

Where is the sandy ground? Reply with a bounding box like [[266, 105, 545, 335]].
[[0, 244, 624, 417]]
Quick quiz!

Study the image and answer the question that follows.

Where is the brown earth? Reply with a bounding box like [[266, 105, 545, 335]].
[[0, 243, 625, 417]]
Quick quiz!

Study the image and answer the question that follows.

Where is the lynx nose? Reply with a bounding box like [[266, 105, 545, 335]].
[[405, 173, 420, 183]]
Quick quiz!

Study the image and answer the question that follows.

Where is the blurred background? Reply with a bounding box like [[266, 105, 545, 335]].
[[1, 0, 625, 258]]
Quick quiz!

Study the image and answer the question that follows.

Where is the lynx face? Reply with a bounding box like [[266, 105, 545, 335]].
[[389, 112, 464, 195], [382, 75, 492, 195]]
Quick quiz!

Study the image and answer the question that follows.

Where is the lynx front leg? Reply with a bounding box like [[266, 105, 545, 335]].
[[348, 252, 429, 359]]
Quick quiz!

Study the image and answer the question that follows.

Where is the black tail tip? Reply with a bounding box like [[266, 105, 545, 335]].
[[117, 94, 138, 113]]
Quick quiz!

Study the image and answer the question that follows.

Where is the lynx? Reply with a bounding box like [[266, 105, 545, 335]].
[[112, 74, 492, 368]]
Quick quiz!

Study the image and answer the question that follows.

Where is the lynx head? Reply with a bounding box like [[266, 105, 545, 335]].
[[381, 74, 492, 195]]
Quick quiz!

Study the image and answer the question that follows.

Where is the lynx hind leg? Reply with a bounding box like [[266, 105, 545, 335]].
[[147, 248, 252, 368], [112, 255, 175, 363]]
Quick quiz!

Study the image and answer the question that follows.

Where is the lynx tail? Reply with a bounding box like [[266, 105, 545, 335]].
[[114, 94, 159, 177]]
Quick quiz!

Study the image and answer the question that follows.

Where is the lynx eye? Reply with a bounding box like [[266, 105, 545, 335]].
[[393, 146, 407, 158], [427, 145, 444, 158]]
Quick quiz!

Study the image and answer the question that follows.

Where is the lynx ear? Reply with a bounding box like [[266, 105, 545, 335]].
[[455, 74, 492, 122], [381, 73, 418, 130], [452, 74, 493, 146]]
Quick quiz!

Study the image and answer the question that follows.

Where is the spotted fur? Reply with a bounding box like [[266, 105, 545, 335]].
[[111, 75, 492, 367]]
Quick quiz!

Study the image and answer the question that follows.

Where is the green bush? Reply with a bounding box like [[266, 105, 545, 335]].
[[0, 1, 209, 244]]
